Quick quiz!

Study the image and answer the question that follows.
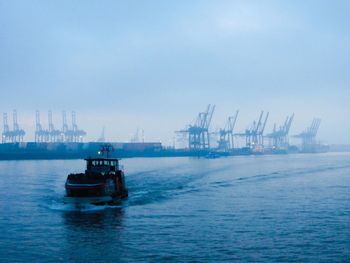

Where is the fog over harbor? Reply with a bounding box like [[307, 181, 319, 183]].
[[2, 2, 350, 262], [1, 0, 350, 144]]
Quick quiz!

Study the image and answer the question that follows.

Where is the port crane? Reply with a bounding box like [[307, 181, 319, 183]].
[[177, 104, 215, 150], [35, 111, 49, 142], [235, 111, 269, 150], [48, 110, 61, 142], [2, 111, 27, 143], [35, 110, 68, 143], [217, 110, 239, 151], [2, 113, 10, 143], [9, 110, 26, 143], [71, 111, 86, 142], [266, 114, 294, 150], [294, 118, 321, 152], [60, 111, 86, 142]]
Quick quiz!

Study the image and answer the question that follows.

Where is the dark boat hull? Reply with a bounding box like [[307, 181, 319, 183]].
[[65, 174, 128, 205]]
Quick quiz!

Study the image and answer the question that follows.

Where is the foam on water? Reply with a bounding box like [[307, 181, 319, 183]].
[[47, 200, 124, 212]]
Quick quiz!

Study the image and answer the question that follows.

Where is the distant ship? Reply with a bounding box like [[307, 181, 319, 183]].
[[64, 145, 128, 205], [205, 151, 221, 159]]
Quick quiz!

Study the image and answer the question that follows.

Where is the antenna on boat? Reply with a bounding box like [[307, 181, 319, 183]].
[[98, 144, 114, 158]]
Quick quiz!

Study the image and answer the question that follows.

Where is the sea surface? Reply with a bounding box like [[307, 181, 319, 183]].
[[0, 153, 350, 262]]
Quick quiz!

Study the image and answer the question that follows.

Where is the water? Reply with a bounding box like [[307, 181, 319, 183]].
[[0, 153, 350, 262]]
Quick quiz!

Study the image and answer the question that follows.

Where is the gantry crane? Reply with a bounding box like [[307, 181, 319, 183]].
[[235, 111, 269, 151], [48, 110, 61, 142], [35, 110, 49, 142], [177, 104, 215, 150], [2, 113, 10, 143], [217, 110, 239, 151], [294, 118, 321, 152], [266, 114, 294, 150], [12, 110, 25, 142]]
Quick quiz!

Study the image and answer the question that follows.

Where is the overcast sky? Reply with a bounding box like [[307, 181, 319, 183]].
[[1, 0, 349, 145]]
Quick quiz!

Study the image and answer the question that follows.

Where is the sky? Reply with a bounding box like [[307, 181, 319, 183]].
[[0, 0, 350, 145]]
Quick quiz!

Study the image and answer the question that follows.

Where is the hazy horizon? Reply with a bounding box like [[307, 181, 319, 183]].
[[1, 0, 349, 145]]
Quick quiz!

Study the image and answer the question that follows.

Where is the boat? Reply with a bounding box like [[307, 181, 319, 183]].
[[205, 151, 221, 159], [64, 145, 128, 205]]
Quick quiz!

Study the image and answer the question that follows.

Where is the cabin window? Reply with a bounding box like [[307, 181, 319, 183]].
[[89, 159, 118, 167], [91, 160, 105, 166]]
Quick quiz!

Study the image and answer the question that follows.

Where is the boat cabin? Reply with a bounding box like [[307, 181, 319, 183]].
[[85, 158, 120, 174]]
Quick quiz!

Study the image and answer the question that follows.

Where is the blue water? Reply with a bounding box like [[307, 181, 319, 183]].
[[0, 153, 350, 262]]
